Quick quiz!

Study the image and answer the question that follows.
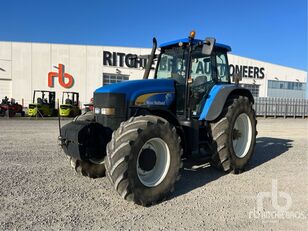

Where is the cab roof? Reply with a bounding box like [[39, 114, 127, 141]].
[[159, 38, 231, 52]]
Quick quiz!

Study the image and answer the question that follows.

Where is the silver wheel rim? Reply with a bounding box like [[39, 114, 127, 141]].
[[232, 113, 252, 158], [137, 138, 170, 187]]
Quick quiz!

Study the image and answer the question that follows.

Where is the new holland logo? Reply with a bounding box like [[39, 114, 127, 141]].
[[48, 64, 74, 88]]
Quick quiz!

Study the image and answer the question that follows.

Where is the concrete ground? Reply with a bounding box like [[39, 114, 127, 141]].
[[0, 118, 307, 230]]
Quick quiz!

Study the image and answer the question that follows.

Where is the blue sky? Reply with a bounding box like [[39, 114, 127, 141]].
[[0, 0, 306, 71]]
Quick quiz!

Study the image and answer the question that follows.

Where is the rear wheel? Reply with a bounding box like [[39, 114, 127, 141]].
[[105, 115, 182, 206], [208, 96, 257, 173], [69, 110, 74, 117]]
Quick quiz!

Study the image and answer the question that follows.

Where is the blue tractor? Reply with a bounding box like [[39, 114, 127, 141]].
[[59, 31, 257, 206]]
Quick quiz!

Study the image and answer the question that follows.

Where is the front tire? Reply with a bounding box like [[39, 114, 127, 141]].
[[70, 157, 106, 178], [68, 113, 106, 178], [208, 96, 257, 173], [105, 115, 182, 206]]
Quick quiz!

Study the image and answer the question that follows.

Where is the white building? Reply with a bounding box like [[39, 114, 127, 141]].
[[0, 41, 306, 107]]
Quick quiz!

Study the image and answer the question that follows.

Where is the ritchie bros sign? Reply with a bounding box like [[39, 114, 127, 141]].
[[103, 51, 147, 68], [229, 64, 265, 79], [102, 51, 265, 79]]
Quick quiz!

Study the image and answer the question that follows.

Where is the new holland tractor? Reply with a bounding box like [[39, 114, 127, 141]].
[[59, 91, 81, 117], [59, 31, 257, 206]]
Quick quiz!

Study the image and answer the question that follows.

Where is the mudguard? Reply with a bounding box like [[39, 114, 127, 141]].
[[199, 84, 254, 121]]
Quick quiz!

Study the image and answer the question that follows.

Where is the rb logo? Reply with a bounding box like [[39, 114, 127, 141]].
[[256, 179, 292, 212], [48, 64, 74, 88]]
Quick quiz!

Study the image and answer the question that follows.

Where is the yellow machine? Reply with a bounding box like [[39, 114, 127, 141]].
[[28, 90, 57, 117], [59, 92, 81, 117]]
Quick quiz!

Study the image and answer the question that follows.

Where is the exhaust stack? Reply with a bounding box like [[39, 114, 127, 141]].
[[143, 37, 157, 79]]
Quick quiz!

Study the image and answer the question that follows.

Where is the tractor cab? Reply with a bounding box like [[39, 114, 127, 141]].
[[155, 34, 231, 119], [59, 92, 81, 117], [28, 90, 57, 117]]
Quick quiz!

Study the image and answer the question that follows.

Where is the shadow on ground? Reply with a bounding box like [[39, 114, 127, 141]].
[[249, 137, 293, 170], [169, 136, 293, 200]]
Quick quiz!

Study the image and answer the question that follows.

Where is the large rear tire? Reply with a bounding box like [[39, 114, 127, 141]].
[[105, 115, 182, 206], [208, 96, 257, 173]]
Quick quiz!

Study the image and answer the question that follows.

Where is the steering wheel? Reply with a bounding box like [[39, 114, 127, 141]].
[[169, 74, 185, 84], [191, 75, 208, 92]]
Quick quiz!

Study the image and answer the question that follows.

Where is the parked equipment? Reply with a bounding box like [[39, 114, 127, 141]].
[[59, 31, 257, 206], [28, 90, 57, 117], [0, 96, 25, 117], [84, 97, 94, 112], [59, 92, 81, 117]]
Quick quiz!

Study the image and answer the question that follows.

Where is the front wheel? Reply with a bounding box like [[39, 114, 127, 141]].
[[208, 96, 257, 173], [70, 157, 106, 178], [105, 115, 183, 206], [67, 113, 108, 178]]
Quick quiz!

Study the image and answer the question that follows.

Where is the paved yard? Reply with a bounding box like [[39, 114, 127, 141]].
[[0, 118, 307, 230]]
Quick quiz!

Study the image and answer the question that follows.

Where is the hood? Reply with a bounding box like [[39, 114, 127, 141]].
[[95, 79, 175, 102]]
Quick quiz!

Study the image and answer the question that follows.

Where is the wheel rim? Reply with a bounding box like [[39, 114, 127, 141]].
[[137, 138, 170, 187], [232, 113, 252, 158]]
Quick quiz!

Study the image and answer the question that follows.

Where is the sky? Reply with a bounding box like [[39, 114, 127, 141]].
[[0, 0, 307, 72]]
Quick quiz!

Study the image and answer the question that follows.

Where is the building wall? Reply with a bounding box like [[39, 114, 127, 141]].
[[0, 42, 12, 100], [228, 54, 307, 98], [0, 42, 152, 106], [0, 41, 307, 107]]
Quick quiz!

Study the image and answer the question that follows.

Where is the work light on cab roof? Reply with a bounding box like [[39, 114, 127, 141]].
[[189, 30, 196, 39]]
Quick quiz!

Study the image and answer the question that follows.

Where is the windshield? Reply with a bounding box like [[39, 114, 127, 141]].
[[156, 46, 229, 84], [156, 46, 213, 83], [156, 46, 188, 83]]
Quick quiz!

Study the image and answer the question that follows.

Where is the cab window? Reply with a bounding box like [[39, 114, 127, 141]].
[[216, 52, 229, 82]]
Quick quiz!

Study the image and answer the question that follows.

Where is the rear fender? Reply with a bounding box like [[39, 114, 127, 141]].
[[199, 84, 254, 121]]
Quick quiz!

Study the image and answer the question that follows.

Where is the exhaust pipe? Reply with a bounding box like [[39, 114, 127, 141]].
[[143, 37, 157, 79]]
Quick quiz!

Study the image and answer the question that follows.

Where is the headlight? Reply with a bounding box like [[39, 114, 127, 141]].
[[94, 107, 101, 114], [101, 107, 115, 115]]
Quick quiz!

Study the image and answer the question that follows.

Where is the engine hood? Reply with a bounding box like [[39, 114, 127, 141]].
[[95, 79, 175, 102]]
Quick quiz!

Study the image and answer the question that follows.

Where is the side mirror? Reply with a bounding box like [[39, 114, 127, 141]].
[[202, 37, 216, 55]]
